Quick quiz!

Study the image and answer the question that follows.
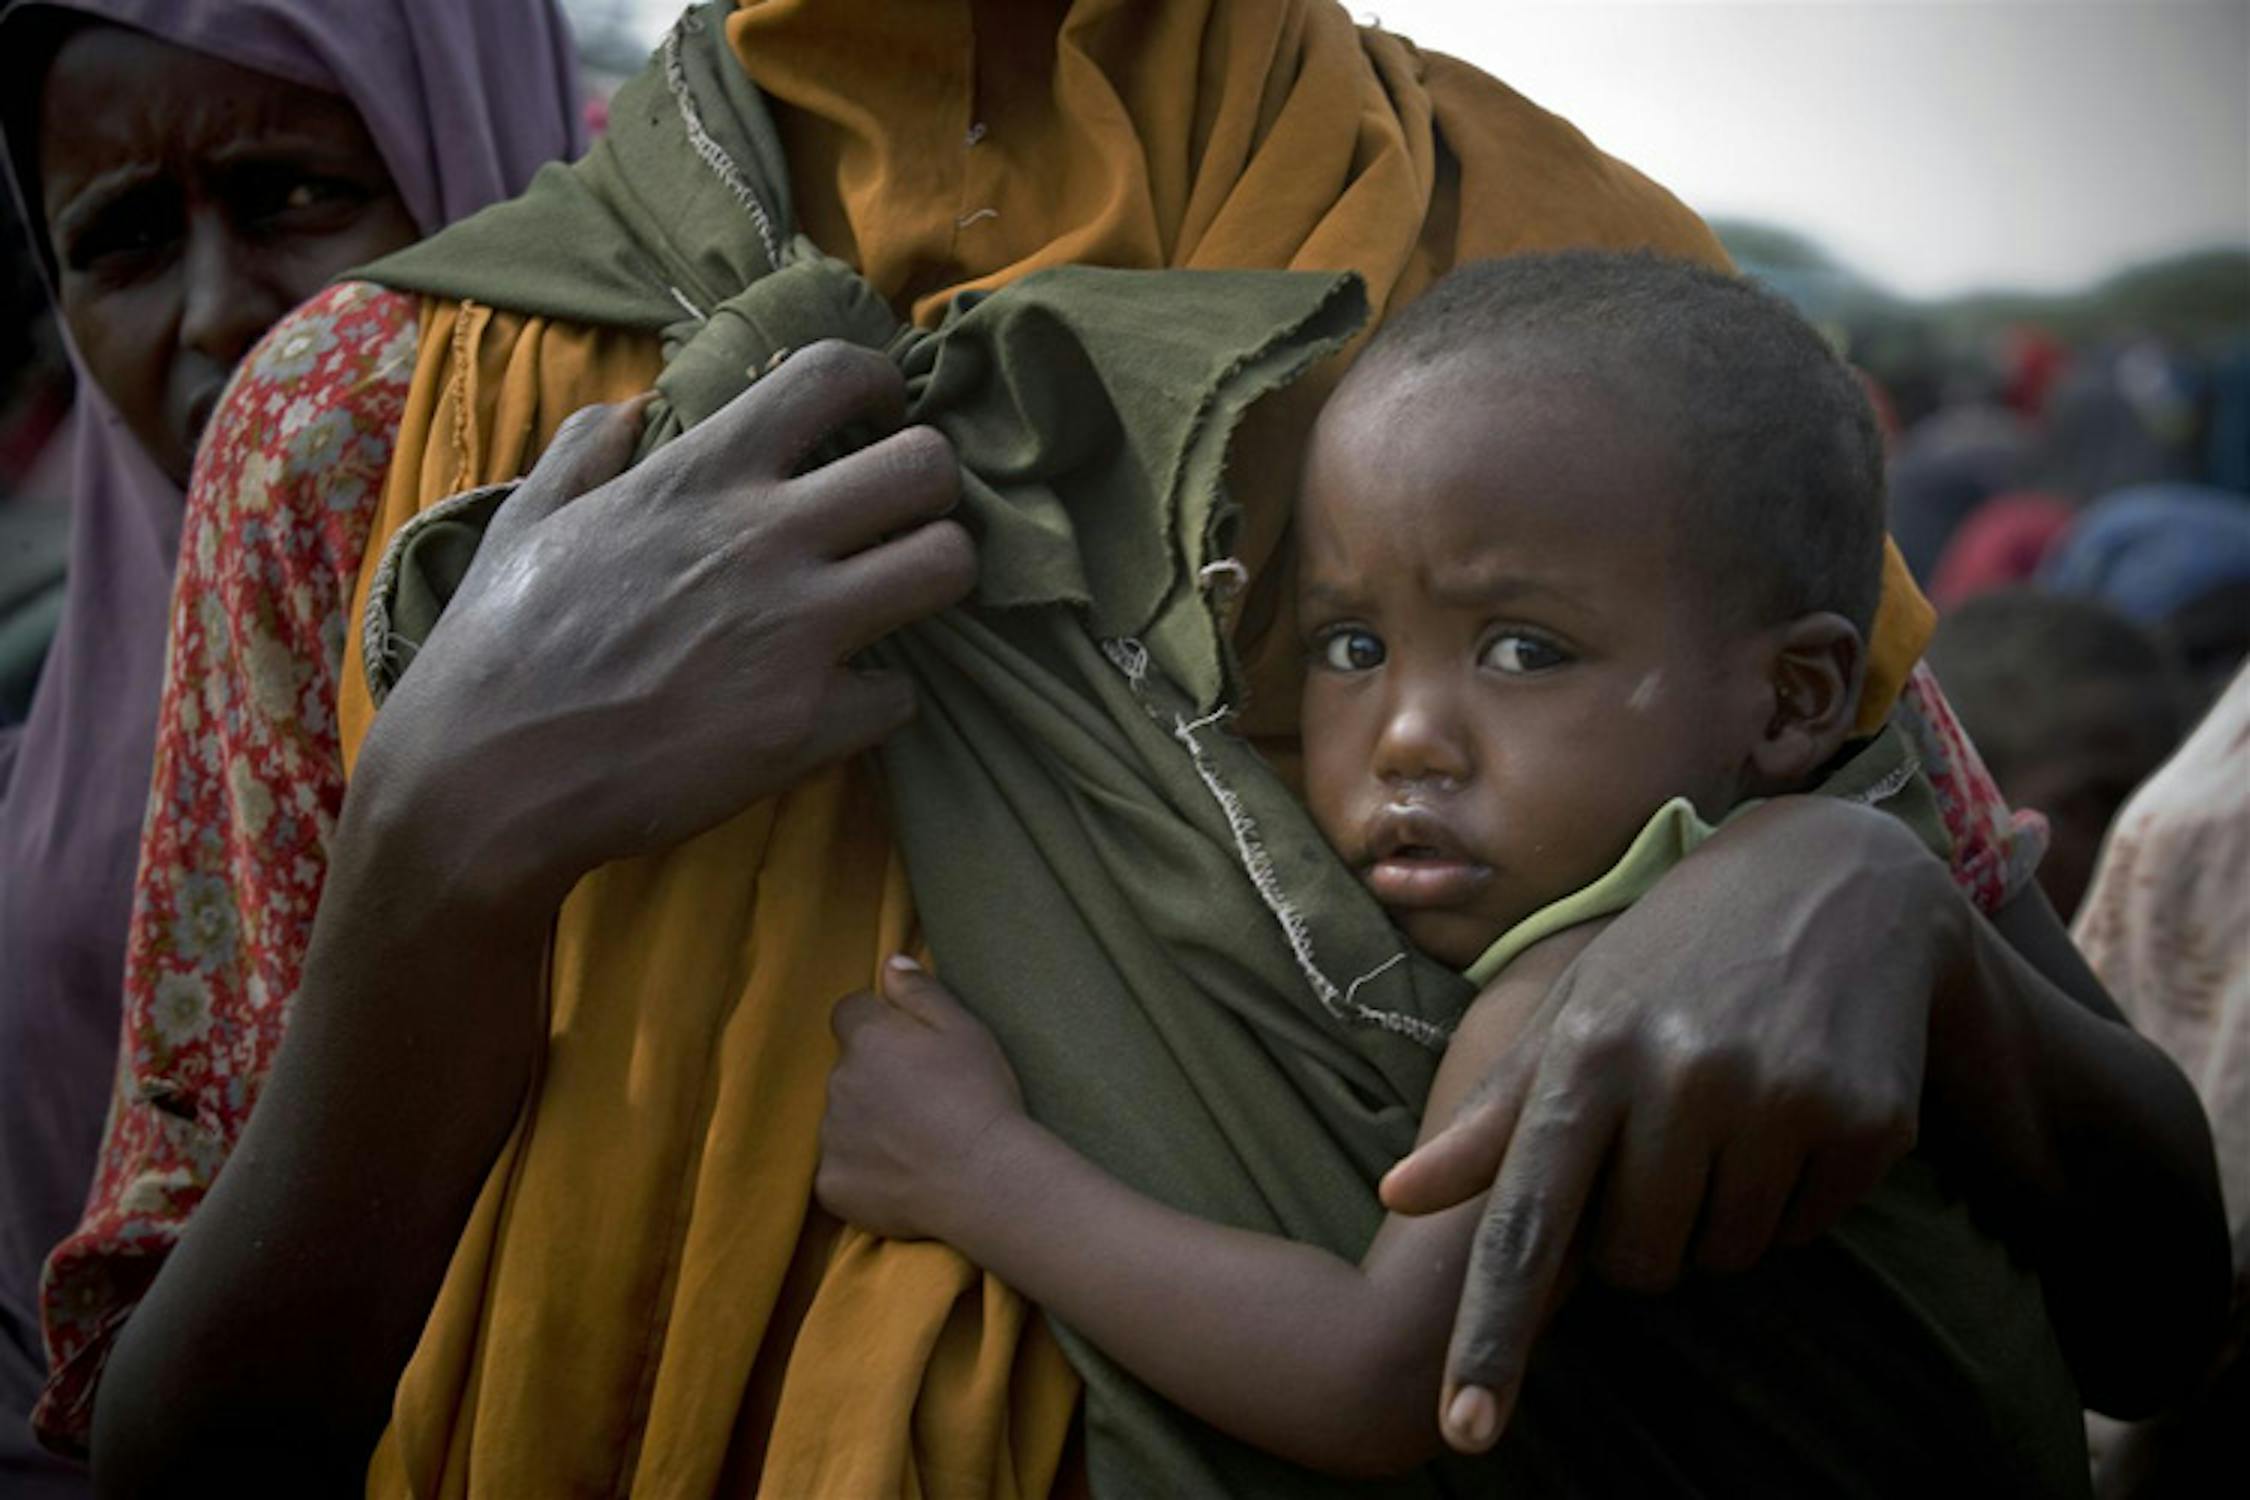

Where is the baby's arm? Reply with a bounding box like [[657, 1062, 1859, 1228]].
[[817, 935, 1601, 1477]]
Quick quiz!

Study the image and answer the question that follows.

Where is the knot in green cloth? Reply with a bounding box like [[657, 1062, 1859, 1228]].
[[645, 238, 902, 447], [613, 246, 1375, 710]]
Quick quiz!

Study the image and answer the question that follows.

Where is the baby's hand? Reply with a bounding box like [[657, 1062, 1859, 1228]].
[[816, 956, 1027, 1242]]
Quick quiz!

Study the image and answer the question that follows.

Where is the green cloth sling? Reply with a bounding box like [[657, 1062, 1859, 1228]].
[[357, 7, 2086, 1495]]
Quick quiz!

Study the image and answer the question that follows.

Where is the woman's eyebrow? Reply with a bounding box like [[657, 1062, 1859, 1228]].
[[45, 163, 163, 241], [204, 133, 375, 170]]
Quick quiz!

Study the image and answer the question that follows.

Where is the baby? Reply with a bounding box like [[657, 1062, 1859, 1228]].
[[816, 253, 2075, 1484]]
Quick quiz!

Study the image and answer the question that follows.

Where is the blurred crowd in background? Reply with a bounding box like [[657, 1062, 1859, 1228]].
[[1724, 221, 2249, 923]]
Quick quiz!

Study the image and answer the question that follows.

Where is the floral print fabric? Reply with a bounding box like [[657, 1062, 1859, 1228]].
[[32, 280, 2043, 1454], [1897, 661, 2051, 912], [34, 282, 416, 1453]]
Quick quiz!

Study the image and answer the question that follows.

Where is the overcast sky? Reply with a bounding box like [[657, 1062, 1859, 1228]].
[[599, 0, 2249, 299]]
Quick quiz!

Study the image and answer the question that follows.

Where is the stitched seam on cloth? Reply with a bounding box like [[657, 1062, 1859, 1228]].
[[663, 15, 781, 270], [1101, 638, 1447, 1047], [668, 284, 708, 323], [1171, 707, 1447, 1046], [1843, 753, 1920, 808], [446, 302, 481, 494], [359, 550, 400, 709], [360, 482, 519, 709]]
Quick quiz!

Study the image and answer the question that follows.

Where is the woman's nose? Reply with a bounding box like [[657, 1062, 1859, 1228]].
[[176, 217, 281, 370]]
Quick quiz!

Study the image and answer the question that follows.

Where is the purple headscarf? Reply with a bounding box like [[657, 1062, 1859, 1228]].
[[0, 2, 584, 1486]]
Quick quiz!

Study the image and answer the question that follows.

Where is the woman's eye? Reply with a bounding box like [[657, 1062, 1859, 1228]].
[[1319, 629, 1386, 672], [1483, 634, 1566, 674], [239, 170, 361, 227], [62, 203, 175, 274]]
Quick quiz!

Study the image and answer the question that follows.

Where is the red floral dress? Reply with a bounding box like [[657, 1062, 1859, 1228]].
[[30, 280, 2045, 1454], [34, 281, 417, 1452]]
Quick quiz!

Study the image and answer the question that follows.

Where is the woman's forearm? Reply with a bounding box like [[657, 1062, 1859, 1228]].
[[90, 752, 557, 1494], [1927, 887, 2230, 1417], [84, 366, 981, 1493], [942, 1116, 1467, 1478]]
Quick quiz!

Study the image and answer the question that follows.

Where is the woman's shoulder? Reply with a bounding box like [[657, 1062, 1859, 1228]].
[[191, 282, 419, 569], [234, 280, 417, 396], [32, 281, 423, 1458], [200, 282, 419, 500], [1410, 44, 1728, 270]]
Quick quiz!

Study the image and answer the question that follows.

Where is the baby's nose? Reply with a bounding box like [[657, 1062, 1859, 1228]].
[[1371, 700, 1473, 786]]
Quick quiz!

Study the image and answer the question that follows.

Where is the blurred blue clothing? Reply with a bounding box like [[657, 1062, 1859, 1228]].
[[2042, 484, 2250, 625]]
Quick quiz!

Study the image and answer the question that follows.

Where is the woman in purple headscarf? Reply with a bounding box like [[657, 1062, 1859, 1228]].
[[0, 2, 583, 1488]]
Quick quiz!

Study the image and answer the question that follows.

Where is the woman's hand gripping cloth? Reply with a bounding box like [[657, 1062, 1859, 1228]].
[[337, 2, 1955, 1494]]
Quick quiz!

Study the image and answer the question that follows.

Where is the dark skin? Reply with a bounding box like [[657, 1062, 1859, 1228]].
[[816, 361, 1876, 1471], [90, 366, 2224, 1483], [1333, 363, 2223, 1443], [1293, 357, 1851, 971], [1384, 808, 2227, 1437], [89, 355, 975, 1493], [818, 356, 2224, 1466], [36, 24, 417, 486]]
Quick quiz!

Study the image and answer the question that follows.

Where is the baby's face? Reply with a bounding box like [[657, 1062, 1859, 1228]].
[[1297, 355, 1775, 969]]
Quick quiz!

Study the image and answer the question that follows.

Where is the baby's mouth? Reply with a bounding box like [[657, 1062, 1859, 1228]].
[[1360, 809, 1493, 910]]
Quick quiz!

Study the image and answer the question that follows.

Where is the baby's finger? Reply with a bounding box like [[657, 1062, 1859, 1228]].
[[878, 954, 939, 1012], [828, 988, 885, 1048], [879, 954, 970, 1029]]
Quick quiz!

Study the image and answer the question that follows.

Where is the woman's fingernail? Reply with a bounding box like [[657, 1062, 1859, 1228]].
[[886, 954, 923, 975], [1446, 1386, 1500, 1450]]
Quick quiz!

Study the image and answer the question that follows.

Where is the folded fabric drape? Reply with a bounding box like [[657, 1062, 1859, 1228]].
[[369, 212, 1491, 1490], [337, 3, 1993, 1494]]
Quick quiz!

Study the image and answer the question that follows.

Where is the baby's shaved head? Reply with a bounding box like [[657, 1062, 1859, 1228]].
[[1348, 252, 1887, 636]]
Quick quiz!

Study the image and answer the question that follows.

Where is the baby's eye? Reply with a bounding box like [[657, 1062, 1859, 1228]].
[[1318, 628, 1386, 673], [1482, 633, 1567, 674]]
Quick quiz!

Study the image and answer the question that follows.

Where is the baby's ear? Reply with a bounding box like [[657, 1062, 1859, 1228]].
[[1752, 613, 1866, 785]]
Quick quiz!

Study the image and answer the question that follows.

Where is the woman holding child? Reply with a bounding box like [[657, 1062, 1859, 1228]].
[[810, 253, 2102, 1490], [36, 0, 2227, 1493]]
